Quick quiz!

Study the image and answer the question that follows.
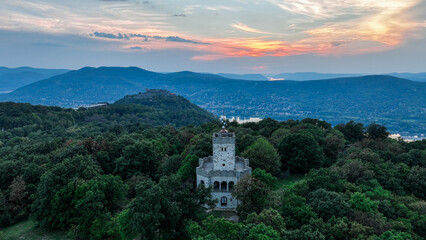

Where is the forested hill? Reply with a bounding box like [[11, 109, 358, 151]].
[[1, 67, 425, 134], [115, 89, 210, 113], [0, 89, 216, 130]]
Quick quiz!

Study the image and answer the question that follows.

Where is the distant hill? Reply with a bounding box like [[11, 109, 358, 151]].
[[273, 72, 362, 81], [1, 67, 425, 134], [273, 72, 426, 82], [0, 89, 216, 130], [115, 89, 211, 112], [388, 73, 426, 82], [0, 67, 69, 92], [216, 73, 268, 81]]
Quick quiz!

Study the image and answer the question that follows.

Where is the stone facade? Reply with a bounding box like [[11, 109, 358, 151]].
[[196, 130, 251, 209]]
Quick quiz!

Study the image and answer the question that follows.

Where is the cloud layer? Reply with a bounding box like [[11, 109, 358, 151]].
[[0, 0, 424, 68]]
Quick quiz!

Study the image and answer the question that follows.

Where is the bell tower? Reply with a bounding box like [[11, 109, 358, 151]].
[[212, 130, 236, 171], [212, 116, 236, 171], [196, 115, 252, 209]]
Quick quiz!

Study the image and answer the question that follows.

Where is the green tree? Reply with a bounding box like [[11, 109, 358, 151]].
[[114, 139, 164, 179], [285, 224, 326, 240], [0, 161, 18, 191], [183, 133, 212, 158], [7, 176, 29, 222], [269, 127, 291, 148], [308, 188, 350, 219], [233, 175, 269, 219], [337, 159, 374, 184], [128, 174, 213, 239], [323, 130, 345, 165], [365, 123, 389, 141], [117, 209, 134, 240], [246, 223, 281, 240], [242, 138, 281, 176], [236, 134, 259, 153], [406, 166, 426, 199], [291, 123, 325, 146], [306, 168, 344, 192], [31, 155, 102, 228], [278, 133, 324, 173], [202, 216, 244, 240], [158, 154, 182, 177], [252, 168, 279, 190], [368, 230, 412, 240], [50, 175, 127, 238], [245, 208, 286, 235], [335, 121, 364, 143], [177, 154, 199, 181], [301, 118, 332, 129], [278, 190, 317, 229], [0, 190, 11, 227], [349, 192, 379, 213]]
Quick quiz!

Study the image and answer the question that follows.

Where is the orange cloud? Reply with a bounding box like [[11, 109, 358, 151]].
[[192, 0, 422, 60], [231, 23, 269, 34], [1, 0, 423, 61], [191, 38, 325, 61]]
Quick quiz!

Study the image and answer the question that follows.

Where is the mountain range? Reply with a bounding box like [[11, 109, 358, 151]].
[[0, 66, 425, 135], [1, 67, 426, 93], [0, 67, 69, 92]]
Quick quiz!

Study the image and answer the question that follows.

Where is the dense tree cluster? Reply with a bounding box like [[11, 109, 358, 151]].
[[0, 101, 425, 239]]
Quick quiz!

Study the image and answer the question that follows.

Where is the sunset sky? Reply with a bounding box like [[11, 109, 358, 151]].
[[0, 0, 425, 73]]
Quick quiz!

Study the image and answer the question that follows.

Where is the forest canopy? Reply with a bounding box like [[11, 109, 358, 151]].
[[0, 95, 425, 240]]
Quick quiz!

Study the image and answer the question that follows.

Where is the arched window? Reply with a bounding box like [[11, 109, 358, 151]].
[[228, 181, 234, 192], [221, 181, 227, 192], [200, 180, 205, 186], [213, 181, 220, 191], [221, 196, 227, 206]]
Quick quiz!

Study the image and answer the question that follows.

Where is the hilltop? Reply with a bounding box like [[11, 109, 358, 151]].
[[0, 89, 216, 130]]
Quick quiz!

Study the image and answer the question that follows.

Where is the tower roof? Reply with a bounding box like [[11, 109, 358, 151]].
[[214, 131, 235, 138]]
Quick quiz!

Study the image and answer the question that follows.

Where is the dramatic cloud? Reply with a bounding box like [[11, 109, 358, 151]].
[[165, 36, 208, 44], [92, 32, 208, 45], [0, 0, 424, 72], [93, 32, 130, 40], [231, 23, 269, 34]]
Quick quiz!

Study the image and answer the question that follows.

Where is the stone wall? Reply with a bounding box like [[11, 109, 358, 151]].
[[212, 133, 236, 171], [211, 191, 238, 209], [213, 143, 236, 171]]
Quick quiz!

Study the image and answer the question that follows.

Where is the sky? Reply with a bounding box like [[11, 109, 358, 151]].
[[0, 0, 425, 73]]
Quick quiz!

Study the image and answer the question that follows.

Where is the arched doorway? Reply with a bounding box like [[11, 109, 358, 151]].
[[221, 181, 227, 192], [228, 181, 234, 192], [213, 181, 219, 191], [221, 196, 227, 206]]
